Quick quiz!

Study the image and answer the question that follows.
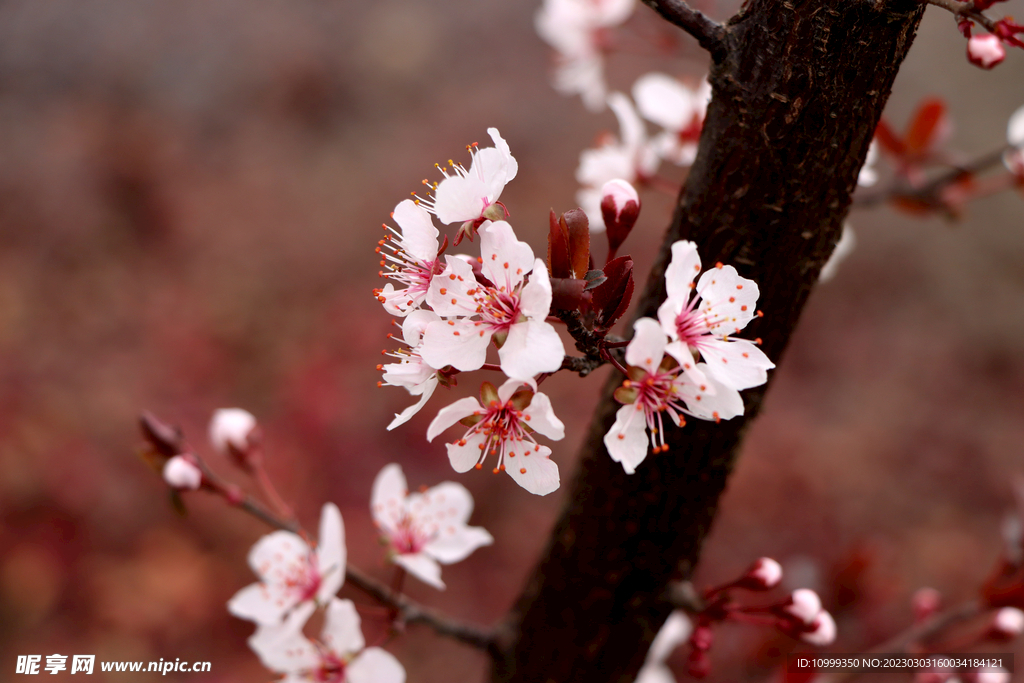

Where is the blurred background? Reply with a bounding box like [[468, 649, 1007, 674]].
[[0, 0, 1022, 681]]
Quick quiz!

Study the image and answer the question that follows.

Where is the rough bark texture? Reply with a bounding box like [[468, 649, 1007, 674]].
[[493, 0, 925, 681]]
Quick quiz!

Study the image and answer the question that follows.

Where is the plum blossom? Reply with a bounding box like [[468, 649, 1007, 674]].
[[421, 221, 564, 382], [228, 503, 345, 626], [1005, 104, 1024, 176], [636, 611, 692, 683], [577, 92, 659, 231], [657, 240, 775, 391], [209, 408, 257, 454], [535, 0, 636, 111], [380, 310, 442, 430], [371, 464, 493, 589], [604, 318, 743, 474], [416, 128, 517, 242], [427, 379, 564, 495], [248, 598, 405, 683], [163, 455, 202, 491], [633, 73, 710, 167], [373, 199, 443, 317]]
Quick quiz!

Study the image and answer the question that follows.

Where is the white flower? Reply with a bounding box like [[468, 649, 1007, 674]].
[[249, 598, 405, 683], [859, 139, 879, 187], [636, 611, 692, 683], [374, 199, 442, 317], [421, 221, 565, 382], [1004, 105, 1024, 176], [162, 455, 202, 491], [427, 379, 564, 495], [577, 92, 660, 231], [209, 408, 257, 454], [604, 318, 743, 474], [819, 223, 856, 283], [371, 464, 493, 589], [991, 606, 1024, 638], [535, 0, 636, 111], [381, 310, 442, 430], [657, 241, 775, 391], [417, 128, 518, 229], [633, 73, 710, 167], [228, 503, 345, 626]]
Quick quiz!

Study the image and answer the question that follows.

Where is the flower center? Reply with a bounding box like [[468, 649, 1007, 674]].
[[389, 513, 432, 555], [458, 399, 540, 473], [282, 553, 322, 603], [313, 653, 346, 683]]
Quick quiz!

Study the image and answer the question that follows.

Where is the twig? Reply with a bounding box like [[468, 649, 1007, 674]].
[[640, 0, 728, 60], [925, 0, 1000, 34], [560, 355, 605, 377]]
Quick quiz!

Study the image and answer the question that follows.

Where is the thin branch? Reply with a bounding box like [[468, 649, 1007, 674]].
[[139, 412, 497, 655], [925, 0, 1000, 33], [640, 0, 728, 60]]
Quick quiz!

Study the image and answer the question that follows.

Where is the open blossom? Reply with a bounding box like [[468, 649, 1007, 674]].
[[228, 504, 345, 626], [427, 379, 564, 495], [371, 464, 493, 589], [381, 310, 442, 430], [535, 0, 636, 111], [374, 199, 442, 317], [577, 92, 659, 231], [636, 611, 692, 683], [633, 73, 710, 167], [1005, 104, 1024, 176], [416, 128, 517, 238], [420, 221, 564, 381], [657, 241, 774, 391], [604, 318, 743, 474], [249, 598, 405, 683]]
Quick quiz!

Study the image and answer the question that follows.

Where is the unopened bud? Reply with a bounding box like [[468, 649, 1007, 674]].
[[163, 455, 202, 491], [912, 587, 942, 622], [599, 179, 640, 259], [988, 607, 1024, 640], [800, 610, 837, 646], [967, 670, 1011, 683], [209, 408, 257, 455], [689, 622, 714, 651], [740, 557, 783, 590], [687, 648, 711, 679], [967, 34, 1006, 69], [784, 588, 823, 625]]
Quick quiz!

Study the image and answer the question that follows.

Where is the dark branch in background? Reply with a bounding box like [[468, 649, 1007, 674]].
[[494, 0, 927, 680], [640, 0, 728, 61], [926, 0, 1000, 33], [138, 413, 497, 656]]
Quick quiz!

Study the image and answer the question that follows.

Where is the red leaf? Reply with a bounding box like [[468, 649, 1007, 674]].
[[562, 208, 591, 279], [904, 98, 947, 156], [547, 209, 571, 278], [591, 256, 634, 330]]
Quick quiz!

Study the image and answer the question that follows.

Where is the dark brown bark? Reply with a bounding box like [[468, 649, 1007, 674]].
[[493, 0, 925, 681]]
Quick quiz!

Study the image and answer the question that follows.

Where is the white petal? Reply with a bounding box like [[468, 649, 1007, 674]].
[[635, 663, 676, 683], [647, 611, 692, 664], [608, 91, 646, 153], [386, 376, 438, 431], [425, 256, 479, 316], [499, 320, 565, 380], [424, 525, 494, 564], [426, 397, 483, 442], [371, 464, 409, 529], [819, 223, 857, 283], [347, 648, 407, 683], [395, 552, 445, 589], [680, 363, 744, 421], [248, 531, 310, 583], [392, 199, 439, 262], [664, 240, 702, 303], [697, 265, 760, 334], [420, 319, 492, 373], [480, 221, 535, 290], [319, 598, 364, 656], [247, 601, 319, 673], [577, 144, 635, 189], [401, 309, 440, 347], [504, 444, 560, 495], [625, 318, 668, 374], [227, 582, 293, 625], [497, 377, 534, 403], [519, 260, 553, 320], [522, 391, 566, 441], [446, 431, 488, 473], [209, 408, 256, 454], [633, 72, 694, 132], [432, 174, 491, 225], [316, 503, 346, 603], [697, 337, 773, 391], [487, 128, 518, 181], [381, 355, 434, 391], [418, 481, 475, 524], [604, 404, 649, 474], [379, 282, 424, 317], [1009, 105, 1024, 146]]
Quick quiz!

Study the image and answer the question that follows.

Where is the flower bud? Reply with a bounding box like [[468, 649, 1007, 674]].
[[686, 648, 711, 679], [209, 408, 257, 455], [967, 34, 1005, 69], [739, 557, 783, 590], [912, 587, 942, 622], [163, 455, 202, 491], [988, 607, 1024, 641], [800, 609, 837, 646], [784, 588, 823, 625], [599, 179, 639, 260]]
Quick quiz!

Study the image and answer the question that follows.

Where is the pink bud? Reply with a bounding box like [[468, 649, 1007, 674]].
[[599, 179, 640, 260], [209, 408, 257, 454], [800, 610, 837, 646], [744, 557, 783, 590], [988, 607, 1024, 640], [912, 587, 942, 622], [967, 34, 1006, 69], [163, 455, 202, 490], [601, 179, 639, 214], [784, 588, 823, 625], [690, 623, 714, 651]]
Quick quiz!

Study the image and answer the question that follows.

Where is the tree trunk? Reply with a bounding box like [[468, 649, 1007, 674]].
[[493, 0, 925, 680]]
